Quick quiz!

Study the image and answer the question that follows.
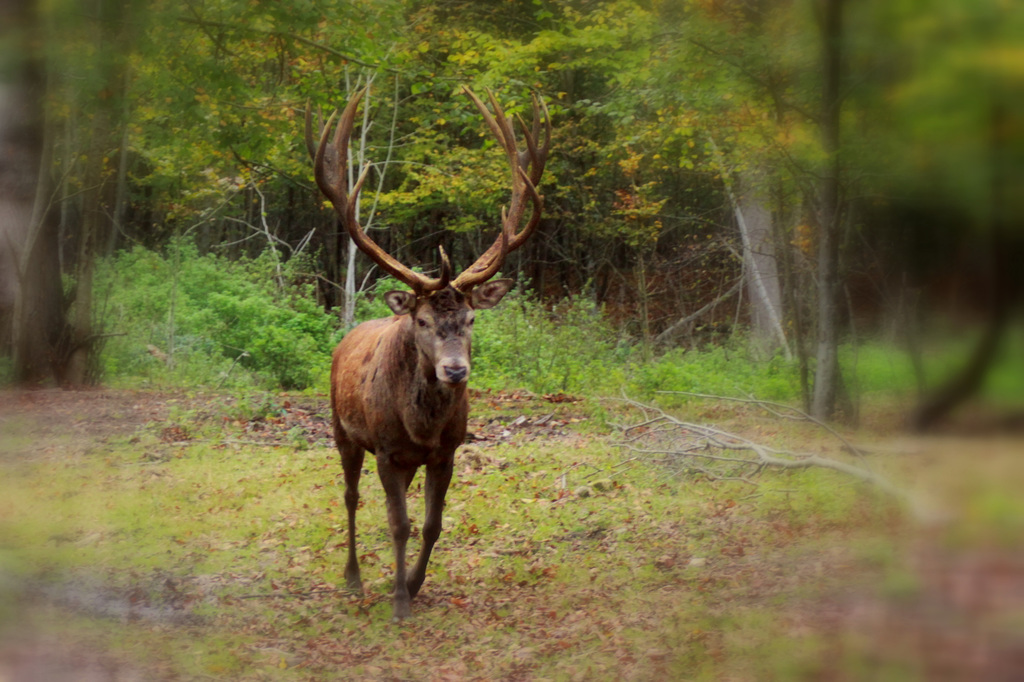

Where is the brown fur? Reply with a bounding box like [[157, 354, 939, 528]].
[[331, 281, 510, 619]]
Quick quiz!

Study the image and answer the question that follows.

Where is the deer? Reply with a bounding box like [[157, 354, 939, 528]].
[[305, 87, 550, 619]]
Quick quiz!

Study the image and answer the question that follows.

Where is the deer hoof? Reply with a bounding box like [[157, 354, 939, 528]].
[[345, 574, 363, 594], [392, 600, 412, 621]]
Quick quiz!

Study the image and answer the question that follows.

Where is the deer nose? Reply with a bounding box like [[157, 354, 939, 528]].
[[443, 364, 468, 384]]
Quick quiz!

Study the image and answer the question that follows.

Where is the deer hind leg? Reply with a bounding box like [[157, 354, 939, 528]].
[[377, 457, 417, 620], [336, 431, 365, 593], [408, 456, 454, 600]]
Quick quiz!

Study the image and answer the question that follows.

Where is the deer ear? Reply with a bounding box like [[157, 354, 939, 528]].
[[384, 291, 416, 315], [471, 279, 513, 310]]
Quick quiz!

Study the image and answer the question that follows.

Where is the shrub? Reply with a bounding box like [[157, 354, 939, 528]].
[[471, 288, 627, 395], [345, 281, 629, 396], [96, 242, 336, 389], [351, 281, 801, 401]]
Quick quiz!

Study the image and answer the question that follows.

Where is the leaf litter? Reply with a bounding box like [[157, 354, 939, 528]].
[[1, 388, 1022, 679]]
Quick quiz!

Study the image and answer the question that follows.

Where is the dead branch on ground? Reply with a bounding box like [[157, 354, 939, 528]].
[[656, 389, 868, 462], [611, 396, 914, 508]]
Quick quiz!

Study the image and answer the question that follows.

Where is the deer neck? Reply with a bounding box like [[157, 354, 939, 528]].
[[381, 319, 461, 447]]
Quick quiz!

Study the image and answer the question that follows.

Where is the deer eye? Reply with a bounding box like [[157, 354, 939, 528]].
[[416, 318, 428, 328]]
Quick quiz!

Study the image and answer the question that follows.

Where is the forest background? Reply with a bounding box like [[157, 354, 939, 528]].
[[1, 0, 1022, 427]]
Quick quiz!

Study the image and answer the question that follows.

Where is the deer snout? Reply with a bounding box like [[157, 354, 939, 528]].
[[441, 363, 469, 384]]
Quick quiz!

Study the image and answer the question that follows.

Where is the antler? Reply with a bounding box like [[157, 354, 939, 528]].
[[451, 88, 551, 292], [306, 89, 450, 293], [307, 87, 550, 294]]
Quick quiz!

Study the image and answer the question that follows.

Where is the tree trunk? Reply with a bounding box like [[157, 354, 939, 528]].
[[910, 102, 1023, 430], [706, 138, 791, 360], [636, 250, 651, 362], [5, 103, 64, 384], [909, 288, 1012, 431], [342, 234, 357, 329], [107, 112, 131, 257], [64, 113, 107, 386], [737, 172, 789, 359], [1, 3, 66, 385], [810, 0, 845, 421]]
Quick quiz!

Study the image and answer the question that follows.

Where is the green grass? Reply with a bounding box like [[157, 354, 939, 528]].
[[3, 389, 1020, 679], [0, 392, 921, 680], [847, 325, 1024, 406]]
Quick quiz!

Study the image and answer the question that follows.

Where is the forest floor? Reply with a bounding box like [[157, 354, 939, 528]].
[[0, 387, 1022, 680]]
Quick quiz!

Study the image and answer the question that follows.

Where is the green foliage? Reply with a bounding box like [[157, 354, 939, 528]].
[[845, 327, 1024, 407], [632, 344, 799, 402], [97, 241, 1007, 416], [986, 326, 1024, 404], [96, 243, 944, 406], [18, 0, 1018, 422], [96, 242, 336, 389], [471, 288, 626, 395], [454, 286, 801, 401], [352, 275, 408, 322]]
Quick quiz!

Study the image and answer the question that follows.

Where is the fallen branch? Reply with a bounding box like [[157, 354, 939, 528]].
[[612, 396, 916, 511], [656, 390, 869, 462]]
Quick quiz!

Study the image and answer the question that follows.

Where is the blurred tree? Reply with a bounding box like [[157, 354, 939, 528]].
[[0, 0, 150, 385], [848, 0, 1024, 428], [647, 0, 856, 418], [0, 0, 65, 384], [60, 0, 144, 385], [810, 0, 845, 420]]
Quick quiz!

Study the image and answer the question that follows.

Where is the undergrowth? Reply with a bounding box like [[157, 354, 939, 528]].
[[96, 242, 335, 390], [91, 244, 1022, 409]]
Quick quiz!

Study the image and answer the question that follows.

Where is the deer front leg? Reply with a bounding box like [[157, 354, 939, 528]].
[[408, 456, 454, 600], [377, 457, 415, 620], [338, 441, 365, 593]]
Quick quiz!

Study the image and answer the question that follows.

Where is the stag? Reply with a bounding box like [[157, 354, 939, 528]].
[[306, 88, 550, 619]]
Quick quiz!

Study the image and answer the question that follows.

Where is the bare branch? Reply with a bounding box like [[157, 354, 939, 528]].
[[656, 390, 868, 461], [654, 276, 744, 345], [610, 397, 916, 511]]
